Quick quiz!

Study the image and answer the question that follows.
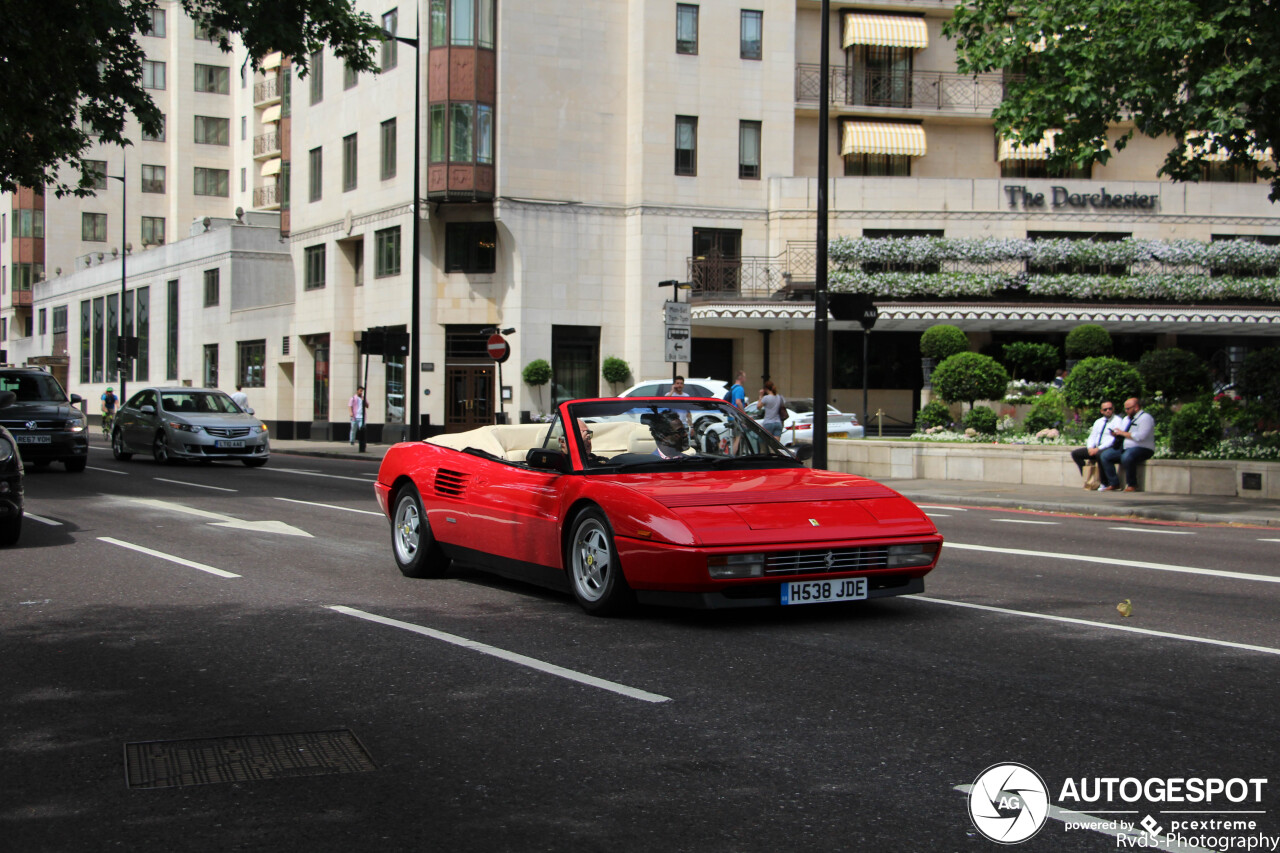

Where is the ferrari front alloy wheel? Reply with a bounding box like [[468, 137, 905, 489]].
[[567, 509, 634, 616], [392, 485, 447, 578]]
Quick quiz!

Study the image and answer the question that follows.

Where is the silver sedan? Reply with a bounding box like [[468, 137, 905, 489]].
[[112, 387, 270, 467]]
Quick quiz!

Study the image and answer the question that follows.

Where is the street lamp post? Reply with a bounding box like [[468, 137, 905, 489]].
[[812, 0, 832, 470], [389, 19, 424, 440], [109, 161, 129, 406]]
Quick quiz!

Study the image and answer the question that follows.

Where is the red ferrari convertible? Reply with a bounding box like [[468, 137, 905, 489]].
[[374, 397, 942, 615]]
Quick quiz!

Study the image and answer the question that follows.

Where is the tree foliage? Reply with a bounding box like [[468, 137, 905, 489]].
[[1062, 357, 1145, 411], [1002, 341, 1059, 381], [919, 324, 970, 360], [1238, 347, 1280, 417], [0, 0, 384, 197], [1065, 324, 1113, 359], [1137, 347, 1211, 401], [930, 352, 1010, 409], [944, 0, 1280, 200], [601, 356, 631, 387]]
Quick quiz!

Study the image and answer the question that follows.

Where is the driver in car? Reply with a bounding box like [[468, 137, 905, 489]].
[[648, 411, 691, 460]]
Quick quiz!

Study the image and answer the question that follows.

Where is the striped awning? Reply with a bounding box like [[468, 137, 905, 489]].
[[998, 130, 1059, 161], [1186, 133, 1271, 163], [261, 52, 283, 70], [260, 105, 282, 124], [841, 122, 927, 157], [261, 158, 282, 177], [842, 14, 928, 49]]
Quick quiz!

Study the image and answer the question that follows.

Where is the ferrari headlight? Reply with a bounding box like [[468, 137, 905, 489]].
[[708, 553, 766, 579], [886, 543, 939, 569], [168, 421, 204, 434]]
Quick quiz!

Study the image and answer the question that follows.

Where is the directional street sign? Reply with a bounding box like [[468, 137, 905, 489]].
[[664, 300, 691, 363]]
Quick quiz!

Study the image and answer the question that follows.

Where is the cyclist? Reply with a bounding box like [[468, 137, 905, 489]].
[[101, 386, 117, 435]]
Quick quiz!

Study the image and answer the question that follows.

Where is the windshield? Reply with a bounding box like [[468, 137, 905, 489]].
[[159, 392, 243, 415], [557, 398, 797, 471], [0, 371, 68, 403]]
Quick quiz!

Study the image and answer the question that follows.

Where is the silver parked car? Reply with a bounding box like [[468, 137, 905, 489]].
[[112, 387, 270, 467]]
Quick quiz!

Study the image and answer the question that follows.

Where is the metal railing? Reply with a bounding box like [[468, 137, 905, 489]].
[[687, 243, 817, 300], [254, 76, 281, 103], [253, 184, 280, 208], [795, 64, 1011, 113], [254, 130, 280, 157]]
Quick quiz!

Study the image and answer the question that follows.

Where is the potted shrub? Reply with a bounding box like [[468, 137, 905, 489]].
[[919, 324, 969, 387], [1064, 324, 1113, 369], [601, 356, 631, 395], [522, 358, 552, 413]]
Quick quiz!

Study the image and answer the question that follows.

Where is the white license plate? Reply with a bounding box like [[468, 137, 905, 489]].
[[215, 440, 246, 448], [781, 577, 867, 605], [14, 435, 51, 444]]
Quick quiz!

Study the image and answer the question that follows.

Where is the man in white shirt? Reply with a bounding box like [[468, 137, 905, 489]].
[[1100, 397, 1156, 492], [1071, 401, 1123, 488]]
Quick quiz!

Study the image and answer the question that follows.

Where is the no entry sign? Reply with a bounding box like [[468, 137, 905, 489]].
[[487, 334, 510, 363]]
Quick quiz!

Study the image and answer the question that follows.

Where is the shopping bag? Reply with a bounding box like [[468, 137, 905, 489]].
[[1082, 460, 1100, 490]]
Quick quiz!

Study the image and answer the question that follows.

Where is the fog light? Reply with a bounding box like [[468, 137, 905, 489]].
[[708, 553, 766, 579], [886, 542, 939, 568]]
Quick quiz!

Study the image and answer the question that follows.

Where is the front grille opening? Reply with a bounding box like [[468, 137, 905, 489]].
[[765, 546, 889, 576]]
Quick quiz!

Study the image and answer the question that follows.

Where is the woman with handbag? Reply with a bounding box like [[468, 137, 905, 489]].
[[759, 381, 787, 439]]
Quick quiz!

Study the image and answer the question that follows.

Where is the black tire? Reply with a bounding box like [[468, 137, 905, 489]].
[[391, 485, 448, 578], [112, 428, 132, 461], [153, 431, 173, 465], [64, 457, 87, 473], [0, 513, 19, 547], [242, 458, 268, 468], [566, 508, 634, 616]]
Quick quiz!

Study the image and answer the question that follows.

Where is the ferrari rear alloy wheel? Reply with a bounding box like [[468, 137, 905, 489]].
[[392, 485, 448, 578], [567, 509, 634, 616]]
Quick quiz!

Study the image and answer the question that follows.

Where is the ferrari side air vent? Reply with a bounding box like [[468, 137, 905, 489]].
[[434, 469, 470, 497]]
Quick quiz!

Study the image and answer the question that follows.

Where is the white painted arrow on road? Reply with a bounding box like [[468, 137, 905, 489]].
[[128, 498, 313, 537]]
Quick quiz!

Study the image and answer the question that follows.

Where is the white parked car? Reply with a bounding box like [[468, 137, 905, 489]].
[[743, 397, 864, 444], [617, 378, 730, 400]]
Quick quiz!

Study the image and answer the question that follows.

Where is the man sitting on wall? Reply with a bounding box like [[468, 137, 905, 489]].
[[1099, 397, 1156, 492], [1071, 400, 1123, 490]]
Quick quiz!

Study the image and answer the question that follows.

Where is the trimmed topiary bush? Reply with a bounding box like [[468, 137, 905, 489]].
[[1061, 357, 1145, 411], [601, 356, 631, 391], [1065, 324, 1113, 359], [919, 324, 970, 360], [1137, 348, 1211, 402], [1023, 388, 1070, 433], [930, 352, 1011, 409], [1001, 341, 1060, 381], [523, 358, 553, 411], [1168, 398, 1224, 454], [916, 399, 953, 430], [963, 405, 999, 435]]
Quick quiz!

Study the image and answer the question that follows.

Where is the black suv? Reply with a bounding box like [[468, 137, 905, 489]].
[[0, 368, 89, 472]]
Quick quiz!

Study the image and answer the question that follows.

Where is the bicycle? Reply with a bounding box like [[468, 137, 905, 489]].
[[101, 410, 114, 437]]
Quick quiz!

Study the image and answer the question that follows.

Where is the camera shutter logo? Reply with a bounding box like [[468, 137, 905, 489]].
[[968, 763, 1050, 844]]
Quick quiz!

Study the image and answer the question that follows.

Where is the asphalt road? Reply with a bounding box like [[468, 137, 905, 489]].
[[2, 443, 1277, 852]]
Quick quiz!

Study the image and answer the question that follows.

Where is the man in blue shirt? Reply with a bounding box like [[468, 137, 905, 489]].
[[1099, 397, 1156, 492], [728, 370, 747, 410]]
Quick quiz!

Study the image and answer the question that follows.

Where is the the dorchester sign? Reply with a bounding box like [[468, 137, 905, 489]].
[[1005, 184, 1160, 211]]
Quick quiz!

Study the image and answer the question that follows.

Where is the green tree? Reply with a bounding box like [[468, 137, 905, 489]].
[[601, 356, 631, 393], [1238, 347, 1280, 418], [919, 324, 970, 360], [945, 0, 1280, 200], [1002, 341, 1060, 381], [1, 0, 384, 197], [930, 352, 1011, 410], [1137, 348, 1211, 402], [1062, 357, 1145, 411], [522, 359, 553, 412], [1065, 324, 1113, 360]]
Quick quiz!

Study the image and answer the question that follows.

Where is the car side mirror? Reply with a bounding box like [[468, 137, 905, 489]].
[[0, 390, 14, 409], [792, 444, 815, 462], [70, 393, 84, 404], [247, 407, 255, 415], [526, 448, 570, 473], [141, 405, 155, 414]]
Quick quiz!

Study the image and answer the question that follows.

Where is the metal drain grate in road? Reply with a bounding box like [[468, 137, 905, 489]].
[[124, 729, 377, 789]]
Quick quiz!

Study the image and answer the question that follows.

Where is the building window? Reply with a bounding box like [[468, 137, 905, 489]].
[[241, 116, 246, 140], [741, 10, 762, 60], [203, 344, 219, 388], [381, 119, 397, 179], [194, 115, 229, 145], [141, 216, 165, 246], [675, 116, 697, 176], [145, 8, 166, 36], [85, 160, 108, 190], [142, 60, 166, 90], [81, 301, 91, 383], [691, 228, 742, 292], [194, 20, 222, 41], [739, 121, 761, 179], [240, 167, 246, 192], [238, 340, 266, 388], [309, 147, 323, 202], [849, 45, 912, 108], [142, 114, 165, 142], [552, 325, 601, 403], [203, 268, 220, 307], [13, 209, 44, 238], [194, 167, 229, 196], [844, 153, 912, 177], [676, 4, 698, 55], [13, 263, 43, 290], [476, 105, 493, 164], [82, 212, 107, 242], [1000, 159, 1091, 179], [381, 9, 398, 70], [445, 222, 496, 273], [1201, 162, 1257, 183], [304, 245, 326, 290], [450, 103, 473, 162], [135, 286, 150, 382], [312, 335, 330, 421], [38, 308, 46, 336], [53, 306, 68, 334], [343, 133, 358, 191], [375, 226, 401, 277], [429, 105, 446, 162], [194, 64, 230, 94], [430, 0, 447, 46], [309, 51, 323, 104], [344, 63, 359, 90], [451, 0, 475, 45], [141, 164, 166, 193], [93, 297, 104, 382], [166, 279, 179, 380]]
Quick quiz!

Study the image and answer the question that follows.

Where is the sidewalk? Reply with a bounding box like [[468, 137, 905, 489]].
[[268, 438, 1280, 528]]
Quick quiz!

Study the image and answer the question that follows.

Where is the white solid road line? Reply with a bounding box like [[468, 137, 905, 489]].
[[154, 477, 238, 492], [953, 786, 1213, 852], [99, 537, 241, 578], [993, 519, 1059, 525], [274, 497, 384, 516], [24, 512, 62, 526], [918, 596, 1280, 657], [328, 606, 672, 704], [916, 505, 967, 511], [1109, 526, 1195, 535], [274, 469, 377, 484], [86, 466, 127, 475], [944, 541, 1280, 584], [924, 513, 951, 518]]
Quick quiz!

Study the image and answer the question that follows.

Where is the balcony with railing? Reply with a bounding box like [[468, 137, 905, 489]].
[[254, 183, 280, 209], [254, 76, 281, 105], [688, 244, 817, 301], [254, 130, 280, 158], [795, 65, 1012, 114]]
